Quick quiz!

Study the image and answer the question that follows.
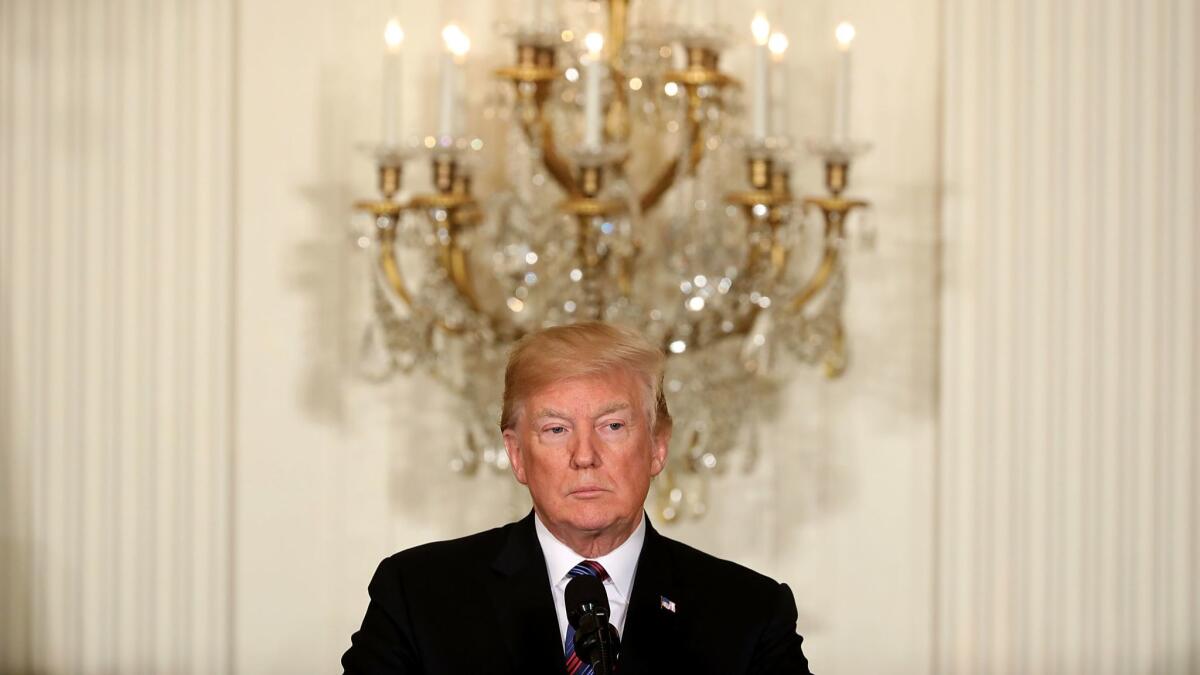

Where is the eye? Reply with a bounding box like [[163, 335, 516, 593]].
[[598, 420, 627, 435], [546, 425, 568, 435]]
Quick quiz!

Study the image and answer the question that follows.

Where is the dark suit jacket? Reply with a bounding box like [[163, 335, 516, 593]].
[[342, 512, 812, 674]]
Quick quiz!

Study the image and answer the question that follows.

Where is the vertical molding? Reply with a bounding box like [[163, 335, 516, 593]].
[[0, 0, 20, 667], [938, 0, 1199, 673], [1184, 6, 1198, 670], [0, 0, 236, 672], [1185, 3, 1195, 667]]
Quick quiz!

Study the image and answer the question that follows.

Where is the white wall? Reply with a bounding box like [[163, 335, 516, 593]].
[[0, 0, 235, 672], [2, 0, 1195, 674], [937, 1, 1199, 673], [232, 0, 940, 673], [234, 0, 526, 671]]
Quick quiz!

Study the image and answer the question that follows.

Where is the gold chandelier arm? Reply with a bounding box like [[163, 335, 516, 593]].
[[638, 158, 679, 215], [407, 183, 482, 315], [539, 120, 582, 196], [638, 111, 704, 214], [519, 112, 581, 197], [769, 236, 789, 277], [376, 226, 417, 308], [787, 196, 866, 312], [495, 44, 580, 196], [375, 218, 480, 336], [607, 0, 628, 59], [410, 161, 522, 339], [789, 245, 841, 312], [353, 200, 418, 311], [439, 232, 482, 313]]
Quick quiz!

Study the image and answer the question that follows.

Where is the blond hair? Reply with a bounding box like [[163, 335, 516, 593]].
[[500, 322, 672, 436]]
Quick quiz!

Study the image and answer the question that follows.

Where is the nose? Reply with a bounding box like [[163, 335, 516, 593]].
[[569, 428, 600, 469]]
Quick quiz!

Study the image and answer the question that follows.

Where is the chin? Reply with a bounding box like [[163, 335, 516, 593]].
[[562, 504, 622, 533]]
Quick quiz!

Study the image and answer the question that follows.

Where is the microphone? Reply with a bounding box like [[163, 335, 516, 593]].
[[565, 575, 620, 675]]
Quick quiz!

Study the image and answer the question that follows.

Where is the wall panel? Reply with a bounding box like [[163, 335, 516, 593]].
[[937, 1, 1199, 673], [0, 0, 236, 672]]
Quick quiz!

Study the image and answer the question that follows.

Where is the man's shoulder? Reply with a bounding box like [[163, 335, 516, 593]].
[[376, 519, 519, 577], [656, 531, 785, 595], [649, 530, 799, 645]]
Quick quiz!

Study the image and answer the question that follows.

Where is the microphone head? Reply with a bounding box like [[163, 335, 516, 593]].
[[565, 575, 610, 629]]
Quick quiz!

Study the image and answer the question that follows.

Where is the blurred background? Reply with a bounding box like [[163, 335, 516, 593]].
[[0, 0, 1196, 673]]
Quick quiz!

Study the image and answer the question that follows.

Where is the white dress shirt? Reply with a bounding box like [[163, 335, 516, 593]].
[[534, 511, 646, 648]]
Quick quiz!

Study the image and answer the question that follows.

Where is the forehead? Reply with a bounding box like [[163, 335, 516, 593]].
[[524, 371, 644, 414]]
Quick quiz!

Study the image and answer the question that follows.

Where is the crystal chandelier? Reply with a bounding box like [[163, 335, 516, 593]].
[[353, 0, 871, 521]]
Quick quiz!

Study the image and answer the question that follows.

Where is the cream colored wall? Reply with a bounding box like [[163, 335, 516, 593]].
[[936, 1, 1199, 673], [3, 0, 1195, 674], [0, 0, 235, 672], [233, 0, 940, 673], [235, 0, 533, 670]]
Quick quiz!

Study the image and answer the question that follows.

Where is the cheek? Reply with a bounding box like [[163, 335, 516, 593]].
[[527, 451, 567, 486], [615, 454, 653, 490]]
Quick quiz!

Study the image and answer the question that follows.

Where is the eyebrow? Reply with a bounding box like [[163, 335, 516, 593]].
[[531, 402, 632, 422], [592, 402, 631, 418], [532, 407, 571, 421]]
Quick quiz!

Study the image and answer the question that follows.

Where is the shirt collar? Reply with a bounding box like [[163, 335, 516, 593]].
[[533, 511, 646, 602]]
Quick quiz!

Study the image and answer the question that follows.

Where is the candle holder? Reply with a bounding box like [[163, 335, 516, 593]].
[[725, 146, 794, 289], [353, 145, 416, 221], [403, 148, 483, 312], [560, 146, 628, 216], [559, 145, 633, 314], [662, 35, 737, 95], [352, 145, 419, 315], [802, 138, 870, 207], [494, 41, 559, 90], [784, 139, 872, 377], [408, 147, 479, 220], [725, 146, 792, 216]]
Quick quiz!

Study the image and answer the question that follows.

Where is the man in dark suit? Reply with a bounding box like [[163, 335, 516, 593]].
[[342, 322, 812, 674]]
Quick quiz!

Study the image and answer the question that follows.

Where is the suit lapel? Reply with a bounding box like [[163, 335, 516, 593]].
[[618, 518, 682, 675], [484, 512, 566, 674]]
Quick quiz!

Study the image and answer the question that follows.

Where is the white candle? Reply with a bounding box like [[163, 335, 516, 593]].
[[768, 31, 789, 137], [439, 24, 470, 141], [438, 51, 455, 140], [833, 21, 855, 142], [750, 12, 771, 142], [382, 18, 404, 146], [583, 31, 605, 148]]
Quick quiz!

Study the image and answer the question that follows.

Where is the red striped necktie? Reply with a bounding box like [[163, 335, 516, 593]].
[[564, 560, 610, 675]]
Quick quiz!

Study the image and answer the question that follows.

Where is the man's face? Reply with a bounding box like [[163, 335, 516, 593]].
[[502, 371, 669, 542]]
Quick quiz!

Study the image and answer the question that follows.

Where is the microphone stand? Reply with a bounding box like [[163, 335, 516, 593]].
[[575, 617, 619, 675]]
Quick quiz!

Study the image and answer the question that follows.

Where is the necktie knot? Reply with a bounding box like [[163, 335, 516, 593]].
[[568, 559, 610, 582]]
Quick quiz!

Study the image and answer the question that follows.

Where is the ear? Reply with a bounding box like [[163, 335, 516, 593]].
[[649, 425, 671, 477], [502, 428, 528, 485]]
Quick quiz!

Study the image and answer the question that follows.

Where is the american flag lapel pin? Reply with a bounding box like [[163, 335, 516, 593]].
[[659, 595, 676, 613]]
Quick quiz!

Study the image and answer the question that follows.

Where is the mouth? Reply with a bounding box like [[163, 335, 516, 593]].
[[568, 486, 609, 499]]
